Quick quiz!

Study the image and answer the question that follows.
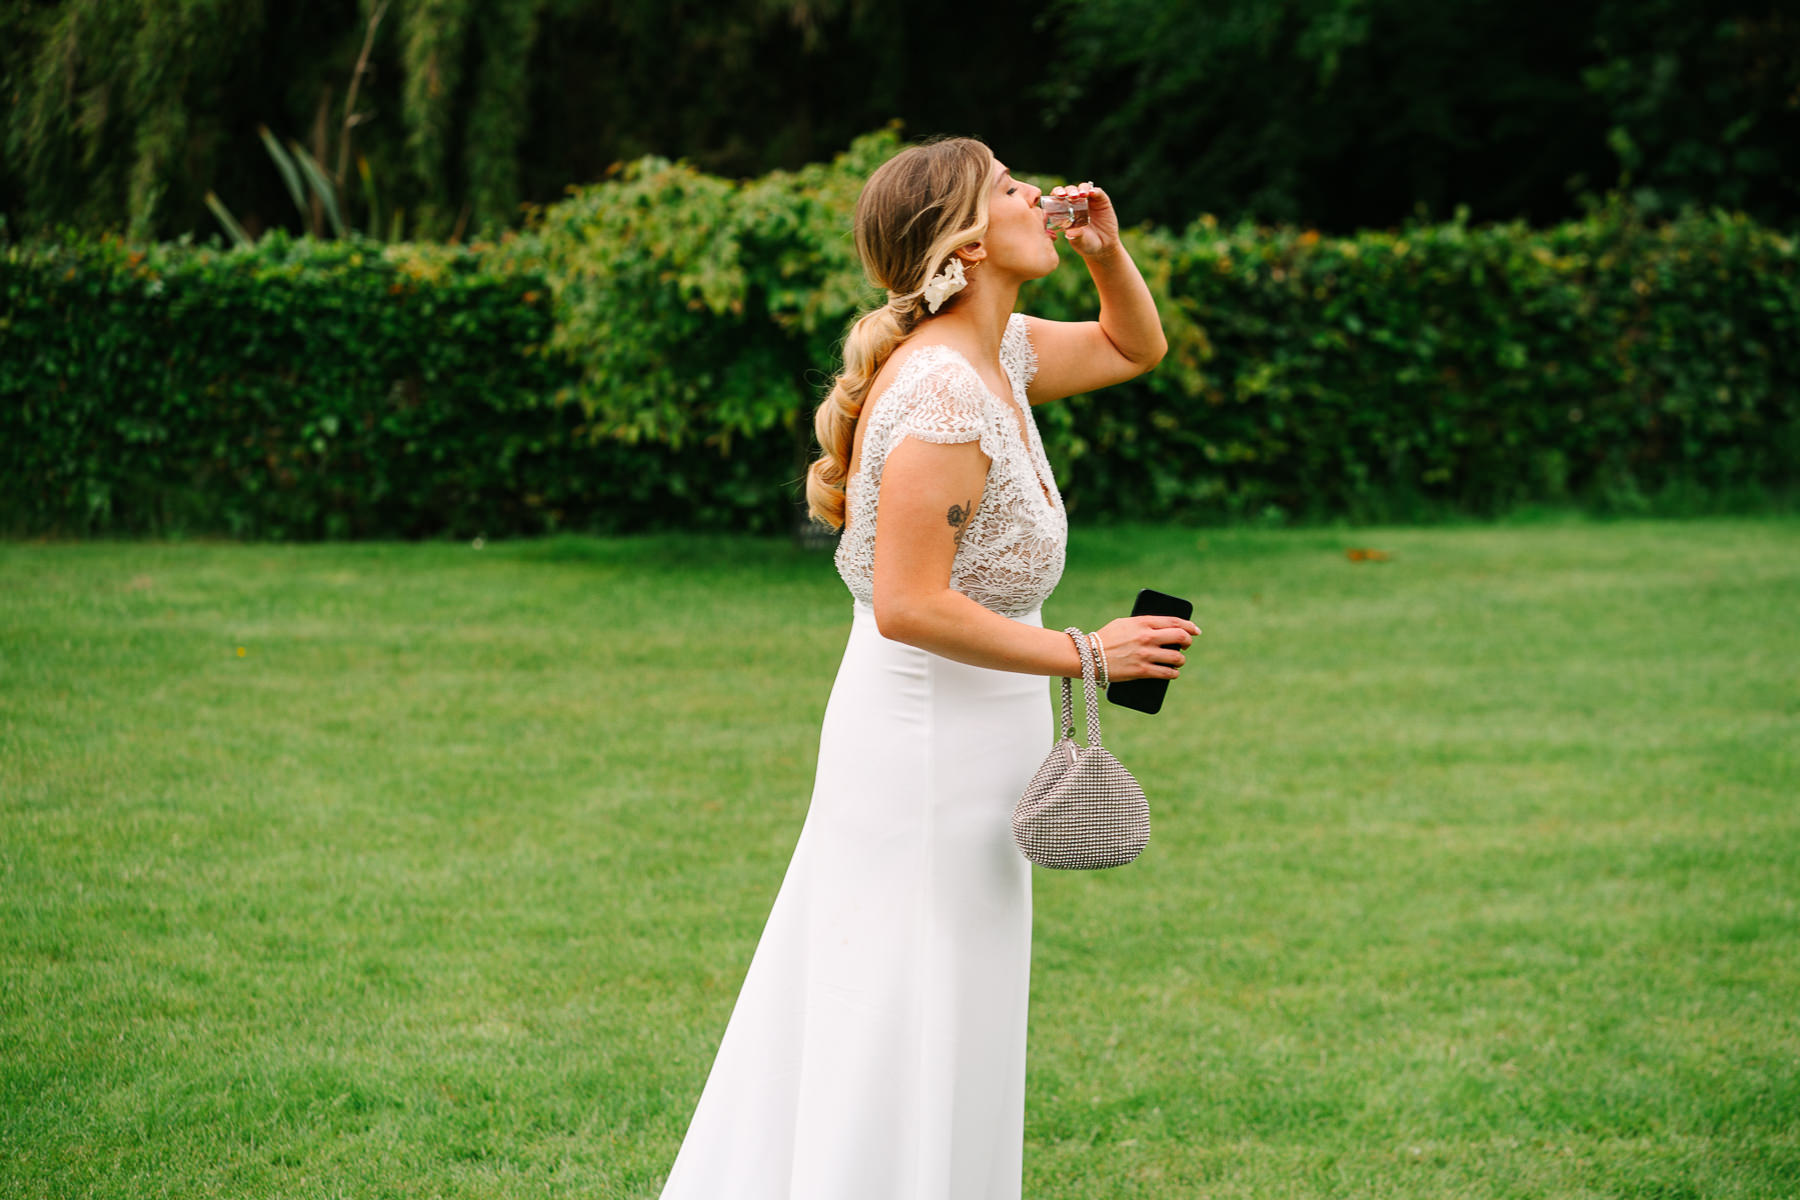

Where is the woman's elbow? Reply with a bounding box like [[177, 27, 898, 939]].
[[1136, 337, 1168, 374], [873, 592, 933, 646], [872, 595, 915, 644]]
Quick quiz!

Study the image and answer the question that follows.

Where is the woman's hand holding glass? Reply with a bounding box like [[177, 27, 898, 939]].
[[1048, 182, 1120, 258]]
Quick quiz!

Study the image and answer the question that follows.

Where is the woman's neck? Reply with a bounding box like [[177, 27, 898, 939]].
[[923, 279, 1020, 363]]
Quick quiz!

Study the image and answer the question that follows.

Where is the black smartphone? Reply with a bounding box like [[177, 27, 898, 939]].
[[1105, 588, 1194, 715]]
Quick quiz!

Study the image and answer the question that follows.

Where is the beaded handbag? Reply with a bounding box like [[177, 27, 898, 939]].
[[1011, 628, 1151, 870]]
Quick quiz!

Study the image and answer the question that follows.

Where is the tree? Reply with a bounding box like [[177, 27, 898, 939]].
[[1584, 1, 1800, 223], [1031, 0, 1800, 232], [2, 0, 1793, 242], [0, 0, 1066, 242], [4, 0, 553, 241], [1033, 0, 1615, 231]]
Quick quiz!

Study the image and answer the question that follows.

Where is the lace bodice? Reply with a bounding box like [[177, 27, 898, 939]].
[[835, 312, 1067, 619]]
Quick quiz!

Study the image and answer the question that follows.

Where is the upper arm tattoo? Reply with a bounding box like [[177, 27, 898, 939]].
[[947, 499, 974, 548]]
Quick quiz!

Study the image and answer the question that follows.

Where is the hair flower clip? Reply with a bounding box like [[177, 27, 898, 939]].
[[921, 258, 968, 314]]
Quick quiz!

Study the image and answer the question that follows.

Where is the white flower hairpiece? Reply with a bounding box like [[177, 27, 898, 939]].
[[921, 258, 968, 314]]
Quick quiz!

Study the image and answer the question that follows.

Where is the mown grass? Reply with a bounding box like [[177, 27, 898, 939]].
[[3, 515, 1797, 1199]]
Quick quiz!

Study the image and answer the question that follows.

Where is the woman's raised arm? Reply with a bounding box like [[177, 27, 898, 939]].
[[1023, 183, 1168, 405]]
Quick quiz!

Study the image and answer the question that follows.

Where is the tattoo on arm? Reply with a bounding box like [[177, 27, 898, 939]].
[[947, 500, 973, 548]]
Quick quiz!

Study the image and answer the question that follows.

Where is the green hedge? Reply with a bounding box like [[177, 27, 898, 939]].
[[1115, 203, 1800, 521], [0, 234, 575, 538], [4, 129, 1797, 539]]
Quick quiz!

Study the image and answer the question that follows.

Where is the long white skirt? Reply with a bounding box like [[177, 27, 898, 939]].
[[658, 601, 1050, 1200]]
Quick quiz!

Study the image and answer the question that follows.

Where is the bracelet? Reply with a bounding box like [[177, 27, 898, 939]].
[[1086, 631, 1110, 689], [1062, 628, 1087, 678]]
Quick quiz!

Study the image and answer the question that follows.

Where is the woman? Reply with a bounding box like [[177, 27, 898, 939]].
[[658, 137, 1201, 1200]]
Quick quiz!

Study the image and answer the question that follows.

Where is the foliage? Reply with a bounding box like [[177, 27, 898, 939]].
[[497, 127, 889, 441], [0, 0, 958, 244], [1034, 0, 1800, 233], [1, 0, 546, 243], [1049, 196, 1800, 524], [203, 3, 399, 247], [0, 231, 578, 538], [6, 0, 1793, 246], [3, 0, 268, 240], [205, 125, 390, 248], [3, 130, 1796, 539], [1584, 0, 1800, 224]]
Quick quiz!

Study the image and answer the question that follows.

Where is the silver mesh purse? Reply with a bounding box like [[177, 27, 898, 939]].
[[1011, 628, 1151, 870]]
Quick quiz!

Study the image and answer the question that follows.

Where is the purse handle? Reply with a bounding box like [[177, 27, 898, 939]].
[[1059, 627, 1105, 748]]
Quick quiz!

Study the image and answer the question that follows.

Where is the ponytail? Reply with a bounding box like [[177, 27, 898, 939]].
[[805, 300, 921, 529]]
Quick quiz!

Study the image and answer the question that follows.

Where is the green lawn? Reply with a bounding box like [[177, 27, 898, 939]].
[[3, 516, 1797, 1199]]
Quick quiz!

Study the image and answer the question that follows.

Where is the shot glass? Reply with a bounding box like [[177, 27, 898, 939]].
[[1041, 192, 1090, 231]]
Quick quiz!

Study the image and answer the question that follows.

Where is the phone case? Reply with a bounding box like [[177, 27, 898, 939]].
[[1105, 588, 1194, 715]]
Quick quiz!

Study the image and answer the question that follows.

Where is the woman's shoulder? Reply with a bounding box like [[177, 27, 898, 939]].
[[862, 341, 993, 449], [880, 338, 982, 389], [865, 341, 987, 415]]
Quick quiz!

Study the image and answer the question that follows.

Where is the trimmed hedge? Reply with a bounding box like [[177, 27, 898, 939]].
[[3, 129, 1797, 539], [1046, 201, 1800, 522], [1, 234, 585, 538]]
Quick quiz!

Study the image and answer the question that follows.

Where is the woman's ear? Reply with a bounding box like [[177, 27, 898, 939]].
[[956, 244, 986, 268]]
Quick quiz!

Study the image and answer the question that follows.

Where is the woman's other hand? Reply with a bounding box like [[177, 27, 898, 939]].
[[1097, 613, 1201, 681], [1054, 182, 1120, 258]]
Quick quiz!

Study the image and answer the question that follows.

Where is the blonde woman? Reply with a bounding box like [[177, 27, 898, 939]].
[[658, 137, 1200, 1200]]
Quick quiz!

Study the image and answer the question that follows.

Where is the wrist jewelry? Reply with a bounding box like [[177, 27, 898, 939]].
[[1061, 627, 1087, 678], [1087, 631, 1110, 688]]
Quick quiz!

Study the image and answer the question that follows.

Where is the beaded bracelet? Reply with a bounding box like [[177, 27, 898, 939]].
[[1061, 627, 1088, 678], [1086, 631, 1110, 689]]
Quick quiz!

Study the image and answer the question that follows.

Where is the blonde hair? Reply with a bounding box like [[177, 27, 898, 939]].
[[804, 137, 995, 529]]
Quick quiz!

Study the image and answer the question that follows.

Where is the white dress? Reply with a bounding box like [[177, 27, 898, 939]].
[[659, 313, 1068, 1200]]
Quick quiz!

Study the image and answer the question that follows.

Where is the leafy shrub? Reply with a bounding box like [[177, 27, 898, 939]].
[[0, 231, 575, 538], [1050, 196, 1800, 523]]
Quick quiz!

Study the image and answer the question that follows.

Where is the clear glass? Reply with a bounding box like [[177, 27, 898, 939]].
[[1041, 193, 1090, 231]]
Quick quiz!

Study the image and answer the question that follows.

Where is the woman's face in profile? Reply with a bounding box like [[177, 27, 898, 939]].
[[980, 159, 1059, 280]]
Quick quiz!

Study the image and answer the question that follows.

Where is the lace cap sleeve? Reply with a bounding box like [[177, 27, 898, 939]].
[[1002, 311, 1039, 392], [893, 354, 989, 446]]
